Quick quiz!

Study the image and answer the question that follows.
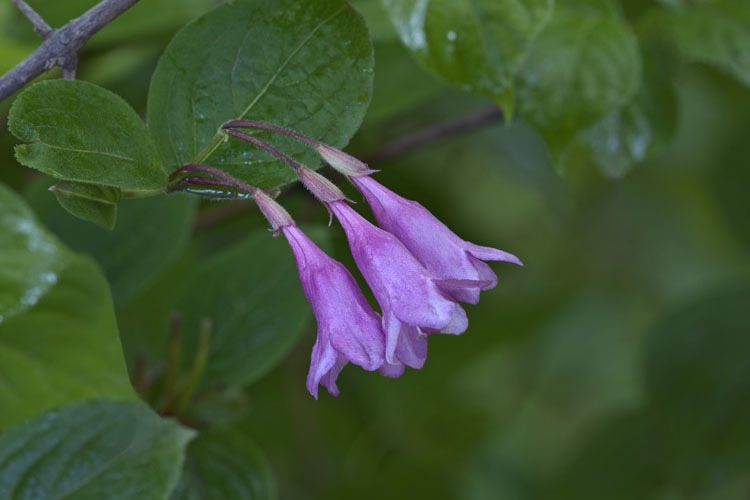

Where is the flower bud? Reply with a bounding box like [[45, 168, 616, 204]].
[[253, 189, 294, 231], [316, 144, 377, 177], [298, 166, 347, 203]]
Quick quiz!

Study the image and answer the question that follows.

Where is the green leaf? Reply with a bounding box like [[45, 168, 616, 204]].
[[171, 428, 275, 500], [28, 179, 197, 305], [0, 183, 66, 323], [9, 80, 167, 190], [515, 7, 641, 160], [654, 0, 750, 86], [50, 181, 122, 230], [349, 0, 399, 41], [147, 0, 374, 189], [365, 41, 447, 125], [569, 44, 678, 178], [0, 400, 194, 500], [381, 0, 554, 114], [0, 252, 136, 430], [176, 226, 329, 387]]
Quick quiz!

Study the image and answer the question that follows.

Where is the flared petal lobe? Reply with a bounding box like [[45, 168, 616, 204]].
[[351, 175, 522, 304], [282, 226, 385, 398], [329, 201, 467, 364]]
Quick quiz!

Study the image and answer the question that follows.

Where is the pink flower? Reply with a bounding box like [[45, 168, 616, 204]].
[[283, 225, 387, 398], [254, 190, 390, 398], [351, 175, 522, 304], [329, 200, 474, 366]]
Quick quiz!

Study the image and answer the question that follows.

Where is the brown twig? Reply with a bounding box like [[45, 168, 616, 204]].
[[0, 0, 140, 102], [367, 106, 504, 164]]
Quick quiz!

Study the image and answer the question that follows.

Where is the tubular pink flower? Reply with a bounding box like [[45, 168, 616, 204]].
[[351, 175, 522, 304], [282, 225, 387, 398], [329, 201, 470, 367]]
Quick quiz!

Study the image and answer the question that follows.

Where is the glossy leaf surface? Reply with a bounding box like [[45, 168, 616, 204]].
[[516, 6, 641, 159], [147, 0, 374, 189], [0, 400, 193, 500], [171, 428, 275, 500], [381, 0, 554, 113], [0, 254, 135, 429], [9, 80, 167, 190], [0, 183, 65, 323]]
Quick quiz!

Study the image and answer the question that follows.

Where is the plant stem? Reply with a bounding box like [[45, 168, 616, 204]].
[[176, 318, 212, 415], [12, 0, 53, 37], [0, 0, 140, 102], [223, 120, 320, 148], [120, 188, 165, 199], [160, 313, 182, 415], [191, 131, 227, 164], [224, 128, 303, 171]]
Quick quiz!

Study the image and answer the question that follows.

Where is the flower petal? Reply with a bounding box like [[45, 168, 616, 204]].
[[464, 241, 523, 265], [394, 326, 428, 369], [331, 201, 459, 332], [469, 256, 499, 290], [383, 308, 402, 365], [441, 304, 468, 335], [306, 337, 343, 399], [378, 360, 405, 378], [319, 354, 348, 397]]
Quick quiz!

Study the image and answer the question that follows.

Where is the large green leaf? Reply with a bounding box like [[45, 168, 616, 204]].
[[654, 0, 750, 87], [569, 44, 678, 178], [176, 226, 329, 387], [0, 400, 193, 500], [147, 0, 374, 189], [0, 183, 135, 430], [381, 0, 553, 114], [9, 80, 167, 190], [0, 253, 136, 430], [171, 428, 275, 500], [0, 183, 65, 323], [28, 179, 197, 305], [515, 6, 641, 160]]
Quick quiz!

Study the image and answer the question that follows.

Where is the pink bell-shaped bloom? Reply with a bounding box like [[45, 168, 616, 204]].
[[329, 200, 474, 366], [282, 225, 388, 398], [351, 175, 522, 304], [253, 189, 391, 398]]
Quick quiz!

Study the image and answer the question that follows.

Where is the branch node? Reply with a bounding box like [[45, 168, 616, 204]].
[[0, 0, 140, 103], [62, 54, 78, 80]]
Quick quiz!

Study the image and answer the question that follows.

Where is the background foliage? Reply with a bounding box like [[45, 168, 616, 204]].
[[1, 0, 749, 499]]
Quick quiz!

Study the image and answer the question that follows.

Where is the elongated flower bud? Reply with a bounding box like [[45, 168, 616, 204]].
[[316, 144, 377, 177], [253, 189, 294, 231], [297, 166, 347, 203]]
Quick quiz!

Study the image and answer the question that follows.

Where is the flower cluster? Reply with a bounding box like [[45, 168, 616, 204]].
[[227, 123, 522, 398]]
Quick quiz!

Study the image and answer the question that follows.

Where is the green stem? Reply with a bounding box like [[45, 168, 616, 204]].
[[192, 130, 228, 164], [159, 313, 182, 414], [120, 188, 165, 199], [176, 318, 212, 415]]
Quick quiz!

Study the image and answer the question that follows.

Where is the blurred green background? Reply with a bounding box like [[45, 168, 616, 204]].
[[2, 0, 750, 499]]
